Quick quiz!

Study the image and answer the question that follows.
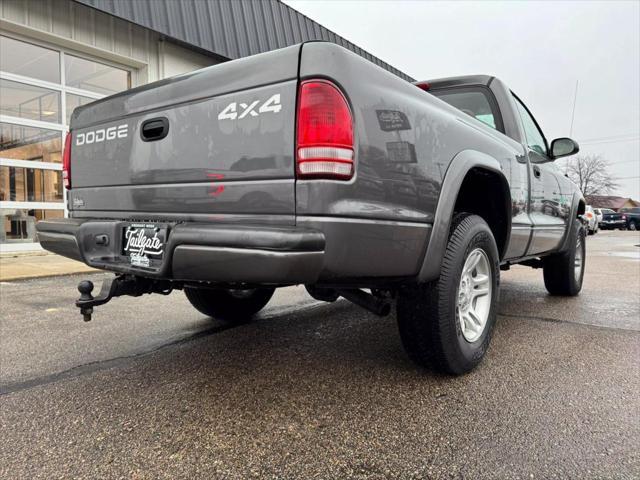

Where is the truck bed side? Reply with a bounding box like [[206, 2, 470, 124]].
[[296, 42, 524, 279]]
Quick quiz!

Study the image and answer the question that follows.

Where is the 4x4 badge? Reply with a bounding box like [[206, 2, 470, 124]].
[[218, 94, 282, 121]]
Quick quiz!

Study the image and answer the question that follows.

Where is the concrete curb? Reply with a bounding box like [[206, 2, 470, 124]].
[[0, 254, 98, 282], [0, 268, 100, 283]]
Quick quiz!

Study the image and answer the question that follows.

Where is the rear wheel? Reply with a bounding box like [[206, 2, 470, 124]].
[[397, 213, 500, 375], [543, 219, 585, 296], [629, 220, 637, 231], [184, 287, 275, 323]]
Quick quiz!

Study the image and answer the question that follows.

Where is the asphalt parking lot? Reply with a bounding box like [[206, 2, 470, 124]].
[[1, 230, 639, 479]]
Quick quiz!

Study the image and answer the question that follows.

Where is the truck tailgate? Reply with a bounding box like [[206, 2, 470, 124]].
[[68, 46, 299, 220]]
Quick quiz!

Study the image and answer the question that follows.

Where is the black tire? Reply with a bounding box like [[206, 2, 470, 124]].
[[543, 219, 585, 296], [629, 220, 637, 231], [184, 287, 275, 323], [397, 213, 500, 375]]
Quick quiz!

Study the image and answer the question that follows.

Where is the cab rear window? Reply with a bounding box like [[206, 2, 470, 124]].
[[431, 86, 504, 133]]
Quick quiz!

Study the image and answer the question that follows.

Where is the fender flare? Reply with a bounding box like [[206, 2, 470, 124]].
[[417, 149, 511, 282], [558, 192, 585, 253]]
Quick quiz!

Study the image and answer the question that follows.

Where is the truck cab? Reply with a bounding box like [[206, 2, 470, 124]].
[[417, 75, 580, 257]]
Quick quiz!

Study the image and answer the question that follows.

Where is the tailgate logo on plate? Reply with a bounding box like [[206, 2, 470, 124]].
[[76, 124, 128, 146], [124, 227, 164, 257], [218, 94, 281, 121]]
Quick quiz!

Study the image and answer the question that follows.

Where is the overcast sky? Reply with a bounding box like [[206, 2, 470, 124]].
[[285, 0, 640, 199]]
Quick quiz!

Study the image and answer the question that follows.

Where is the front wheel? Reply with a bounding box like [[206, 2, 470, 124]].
[[629, 220, 637, 231], [543, 219, 585, 296], [184, 287, 275, 323], [397, 213, 500, 375]]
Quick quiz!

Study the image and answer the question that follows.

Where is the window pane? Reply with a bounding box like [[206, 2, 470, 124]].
[[0, 166, 63, 203], [65, 54, 129, 95], [36, 209, 64, 221], [433, 90, 497, 130], [0, 35, 60, 84], [42, 170, 64, 202], [1, 209, 63, 244], [514, 97, 547, 155], [0, 123, 62, 163], [1, 209, 36, 242], [65, 93, 95, 124], [0, 79, 61, 123]]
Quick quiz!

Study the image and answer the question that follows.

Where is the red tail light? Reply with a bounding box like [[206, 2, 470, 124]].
[[62, 131, 72, 189], [296, 80, 354, 179]]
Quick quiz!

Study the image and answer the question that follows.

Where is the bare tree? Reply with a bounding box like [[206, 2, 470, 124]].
[[565, 154, 619, 197]]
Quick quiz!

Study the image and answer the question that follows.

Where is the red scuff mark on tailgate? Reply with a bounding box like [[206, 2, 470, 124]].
[[207, 173, 225, 197]]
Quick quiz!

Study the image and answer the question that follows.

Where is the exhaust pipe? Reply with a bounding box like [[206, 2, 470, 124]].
[[336, 289, 391, 317]]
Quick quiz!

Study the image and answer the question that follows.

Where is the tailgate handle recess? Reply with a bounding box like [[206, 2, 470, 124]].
[[141, 117, 169, 142]]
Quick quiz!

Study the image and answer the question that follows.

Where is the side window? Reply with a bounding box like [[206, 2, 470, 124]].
[[431, 87, 503, 132], [513, 95, 548, 156]]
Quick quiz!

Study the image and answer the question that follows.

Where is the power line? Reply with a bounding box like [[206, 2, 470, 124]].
[[555, 157, 638, 166], [578, 133, 640, 142], [607, 159, 640, 166], [580, 137, 640, 146]]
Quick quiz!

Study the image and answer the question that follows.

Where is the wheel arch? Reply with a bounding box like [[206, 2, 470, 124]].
[[557, 193, 586, 252], [418, 150, 512, 282]]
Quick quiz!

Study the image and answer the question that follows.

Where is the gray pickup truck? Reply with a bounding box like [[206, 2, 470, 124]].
[[37, 42, 585, 375]]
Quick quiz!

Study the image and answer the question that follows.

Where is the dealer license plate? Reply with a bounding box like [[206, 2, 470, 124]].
[[122, 223, 167, 268]]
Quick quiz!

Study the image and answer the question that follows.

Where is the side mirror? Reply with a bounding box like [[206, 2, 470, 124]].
[[550, 137, 579, 159]]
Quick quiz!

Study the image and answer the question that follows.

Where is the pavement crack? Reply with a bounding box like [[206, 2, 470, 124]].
[[0, 299, 334, 397], [499, 312, 564, 324], [0, 323, 235, 397], [499, 312, 640, 332]]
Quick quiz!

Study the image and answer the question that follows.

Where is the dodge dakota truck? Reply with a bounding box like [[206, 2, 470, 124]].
[[37, 42, 585, 375]]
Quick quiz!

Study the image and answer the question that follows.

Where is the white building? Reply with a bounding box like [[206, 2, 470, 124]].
[[0, 0, 410, 252]]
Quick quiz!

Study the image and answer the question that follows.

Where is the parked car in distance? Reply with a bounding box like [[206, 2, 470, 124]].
[[619, 207, 640, 231], [599, 208, 627, 230], [584, 205, 599, 235], [593, 207, 603, 224]]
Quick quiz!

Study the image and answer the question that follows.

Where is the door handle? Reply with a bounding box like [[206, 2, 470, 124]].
[[140, 117, 169, 142], [533, 165, 541, 179]]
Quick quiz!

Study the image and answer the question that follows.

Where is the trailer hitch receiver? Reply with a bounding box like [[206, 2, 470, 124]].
[[75, 275, 174, 321]]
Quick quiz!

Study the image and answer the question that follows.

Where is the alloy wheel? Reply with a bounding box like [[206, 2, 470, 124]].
[[456, 248, 492, 343]]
